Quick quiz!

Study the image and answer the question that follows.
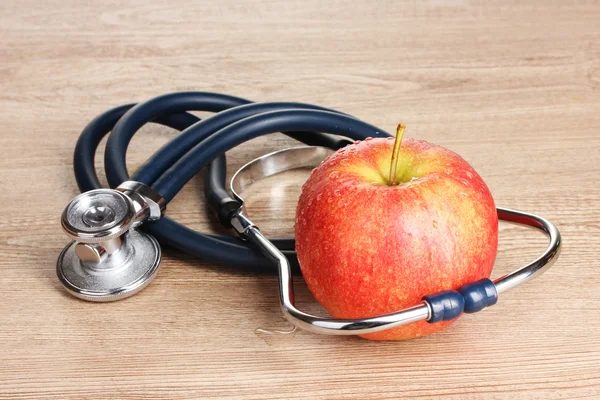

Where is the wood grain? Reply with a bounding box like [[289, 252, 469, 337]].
[[1, 0, 599, 398]]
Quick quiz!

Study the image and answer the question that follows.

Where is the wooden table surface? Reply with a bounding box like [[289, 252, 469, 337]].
[[1, 1, 599, 398]]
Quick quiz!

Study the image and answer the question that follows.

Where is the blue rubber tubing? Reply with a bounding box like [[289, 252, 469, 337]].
[[73, 92, 391, 271]]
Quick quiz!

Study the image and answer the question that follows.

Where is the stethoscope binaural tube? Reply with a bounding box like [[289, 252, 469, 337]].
[[227, 146, 561, 334]]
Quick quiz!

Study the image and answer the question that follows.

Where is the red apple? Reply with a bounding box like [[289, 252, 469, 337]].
[[294, 134, 498, 340]]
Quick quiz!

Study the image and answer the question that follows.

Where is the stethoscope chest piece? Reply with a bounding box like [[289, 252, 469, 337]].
[[57, 187, 163, 301]]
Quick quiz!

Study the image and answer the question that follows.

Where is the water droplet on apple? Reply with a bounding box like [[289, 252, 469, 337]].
[[466, 171, 473, 179], [460, 191, 468, 196], [461, 180, 469, 186], [444, 169, 452, 175], [334, 190, 341, 197], [433, 220, 438, 229], [327, 197, 333, 204], [317, 193, 323, 201], [354, 140, 361, 145], [340, 159, 349, 166], [329, 171, 340, 180], [365, 137, 373, 141]]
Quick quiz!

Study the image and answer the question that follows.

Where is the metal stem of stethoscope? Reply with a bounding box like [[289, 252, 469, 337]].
[[226, 146, 562, 335]]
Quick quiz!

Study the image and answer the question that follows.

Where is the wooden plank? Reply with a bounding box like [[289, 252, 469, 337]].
[[1, 1, 598, 398]]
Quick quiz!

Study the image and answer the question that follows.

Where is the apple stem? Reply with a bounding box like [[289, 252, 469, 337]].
[[388, 123, 406, 186]]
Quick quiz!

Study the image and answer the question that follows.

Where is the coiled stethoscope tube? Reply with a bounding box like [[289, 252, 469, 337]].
[[58, 91, 561, 335], [74, 92, 383, 270]]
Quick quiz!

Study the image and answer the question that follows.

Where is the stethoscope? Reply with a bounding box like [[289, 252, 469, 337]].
[[57, 91, 562, 336]]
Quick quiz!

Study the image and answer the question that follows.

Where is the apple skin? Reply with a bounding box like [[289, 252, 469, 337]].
[[295, 137, 498, 340]]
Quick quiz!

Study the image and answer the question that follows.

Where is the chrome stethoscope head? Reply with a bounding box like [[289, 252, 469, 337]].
[[57, 182, 165, 301]]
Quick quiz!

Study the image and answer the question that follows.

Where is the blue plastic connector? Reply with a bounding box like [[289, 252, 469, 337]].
[[458, 278, 498, 313], [422, 290, 465, 323]]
